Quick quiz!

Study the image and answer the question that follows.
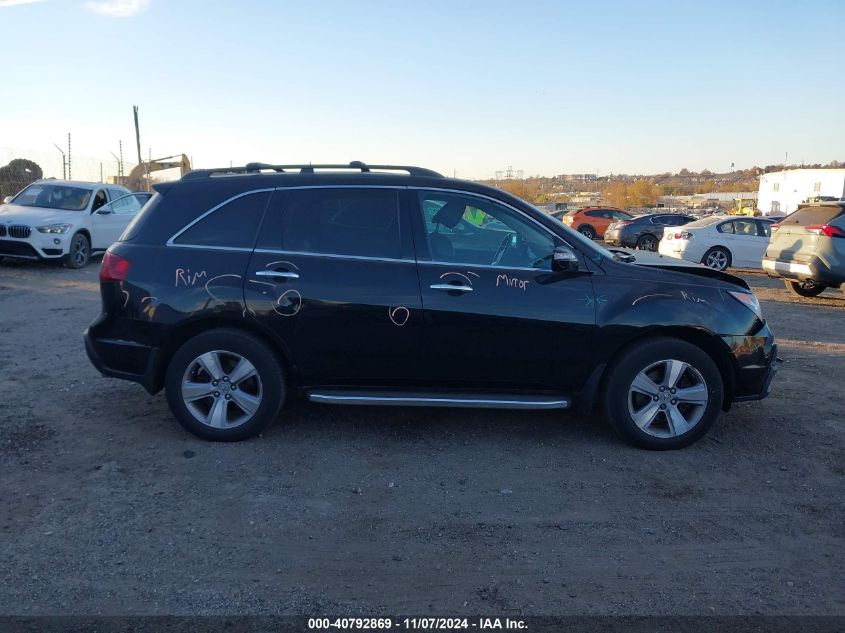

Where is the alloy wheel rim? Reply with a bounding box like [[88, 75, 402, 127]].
[[74, 238, 88, 265], [181, 350, 263, 429], [627, 358, 708, 438], [640, 237, 656, 251], [705, 251, 727, 270]]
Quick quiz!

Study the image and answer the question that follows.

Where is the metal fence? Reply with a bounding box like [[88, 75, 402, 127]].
[[0, 146, 138, 200]]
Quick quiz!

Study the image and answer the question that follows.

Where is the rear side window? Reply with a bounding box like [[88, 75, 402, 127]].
[[781, 205, 845, 226], [717, 221, 735, 234], [118, 193, 162, 242], [173, 191, 271, 248], [275, 188, 401, 259]]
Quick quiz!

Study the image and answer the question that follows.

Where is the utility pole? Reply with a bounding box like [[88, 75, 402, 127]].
[[133, 105, 142, 165], [53, 143, 66, 179], [119, 140, 124, 178], [67, 133, 72, 180]]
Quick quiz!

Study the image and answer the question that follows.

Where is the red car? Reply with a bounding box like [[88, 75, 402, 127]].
[[560, 207, 633, 239]]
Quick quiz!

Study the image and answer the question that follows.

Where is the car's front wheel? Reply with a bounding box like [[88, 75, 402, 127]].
[[165, 328, 285, 441], [602, 337, 724, 450], [784, 279, 826, 297], [63, 232, 90, 269]]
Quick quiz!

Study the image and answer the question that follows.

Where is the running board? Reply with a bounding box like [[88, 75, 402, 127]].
[[307, 390, 570, 410]]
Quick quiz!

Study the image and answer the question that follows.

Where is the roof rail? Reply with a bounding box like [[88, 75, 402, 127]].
[[182, 161, 443, 180]]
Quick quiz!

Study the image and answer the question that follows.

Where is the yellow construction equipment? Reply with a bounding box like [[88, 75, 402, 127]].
[[728, 198, 758, 216], [124, 154, 191, 192]]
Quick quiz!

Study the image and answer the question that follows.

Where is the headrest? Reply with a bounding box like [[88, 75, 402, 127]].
[[431, 200, 466, 229]]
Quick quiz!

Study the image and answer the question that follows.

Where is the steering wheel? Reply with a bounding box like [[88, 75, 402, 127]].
[[492, 233, 515, 266]]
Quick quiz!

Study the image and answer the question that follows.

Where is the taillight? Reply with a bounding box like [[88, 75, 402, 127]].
[[100, 250, 131, 282], [806, 224, 845, 238], [674, 231, 693, 240], [770, 224, 780, 231]]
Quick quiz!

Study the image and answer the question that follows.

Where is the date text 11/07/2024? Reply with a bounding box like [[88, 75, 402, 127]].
[[307, 617, 528, 630]]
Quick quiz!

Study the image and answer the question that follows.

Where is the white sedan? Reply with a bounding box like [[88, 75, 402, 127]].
[[657, 215, 776, 271]]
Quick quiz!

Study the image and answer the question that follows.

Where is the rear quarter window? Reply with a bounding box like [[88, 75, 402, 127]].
[[172, 191, 271, 248], [118, 193, 162, 242]]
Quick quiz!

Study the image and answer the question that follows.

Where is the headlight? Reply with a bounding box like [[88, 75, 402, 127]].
[[728, 290, 763, 320], [36, 224, 72, 234]]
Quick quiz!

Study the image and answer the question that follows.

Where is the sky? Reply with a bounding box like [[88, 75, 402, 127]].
[[1, 0, 843, 180]]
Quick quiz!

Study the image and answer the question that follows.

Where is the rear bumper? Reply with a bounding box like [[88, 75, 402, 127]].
[[762, 256, 844, 286], [84, 325, 161, 394]]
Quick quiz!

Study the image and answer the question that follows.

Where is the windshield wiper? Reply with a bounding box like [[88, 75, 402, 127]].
[[609, 249, 636, 263]]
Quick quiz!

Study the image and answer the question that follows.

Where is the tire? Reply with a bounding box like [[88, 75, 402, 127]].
[[602, 337, 724, 450], [701, 246, 731, 271], [784, 279, 826, 297], [165, 328, 285, 441], [578, 225, 597, 240], [636, 234, 658, 251], [63, 232, 90, 269]]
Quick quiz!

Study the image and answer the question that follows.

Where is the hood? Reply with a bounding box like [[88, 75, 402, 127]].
[[610, 249, 751, 290], [0, 203, 83, 227]]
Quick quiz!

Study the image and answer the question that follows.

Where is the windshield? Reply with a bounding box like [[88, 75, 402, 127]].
[[11, 183, 92, 211]]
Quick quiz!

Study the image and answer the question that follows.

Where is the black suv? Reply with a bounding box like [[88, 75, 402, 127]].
[[84, 162, 778, 449]]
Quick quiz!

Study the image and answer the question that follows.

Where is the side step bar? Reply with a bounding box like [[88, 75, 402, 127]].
[[307, 390, 570, 410]]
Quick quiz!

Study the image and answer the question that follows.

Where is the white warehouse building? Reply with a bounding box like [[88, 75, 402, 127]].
[[757, 168, 845, 216]]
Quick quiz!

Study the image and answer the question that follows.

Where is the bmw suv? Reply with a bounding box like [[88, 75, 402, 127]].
[[84, 162, 778, 450]]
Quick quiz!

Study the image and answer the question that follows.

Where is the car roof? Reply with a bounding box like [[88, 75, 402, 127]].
[[33, 179, 125, 190], [158, 163, 532, 208]]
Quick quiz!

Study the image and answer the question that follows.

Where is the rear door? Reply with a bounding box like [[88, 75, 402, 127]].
[[244, 187, 423, 387], [718, 218, 768, 267], [411, 189, 597, 392]]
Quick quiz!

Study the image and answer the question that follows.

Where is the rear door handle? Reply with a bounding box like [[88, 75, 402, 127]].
[[255, 270, 300, 280], [430, 283, 473, 293]]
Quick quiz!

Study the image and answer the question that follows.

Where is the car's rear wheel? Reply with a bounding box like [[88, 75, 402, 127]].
[[578, 225, 597, 240], [784, 279, 826, 297], [63, 232, 90, 269], [602, 337, 724, 450], [165, 328, 285, 441], [702, 247, 731, 271], [636, 234, 658, 251]]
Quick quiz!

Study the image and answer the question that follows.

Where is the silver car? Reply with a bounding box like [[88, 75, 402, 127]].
[[762, 202, 845, 297]]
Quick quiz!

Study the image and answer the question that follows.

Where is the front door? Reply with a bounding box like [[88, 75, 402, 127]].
[[724, 218, 770, 267], [411, 189, 598, 392], [245, 187, 423, 387], [91, 192, 150, 249]]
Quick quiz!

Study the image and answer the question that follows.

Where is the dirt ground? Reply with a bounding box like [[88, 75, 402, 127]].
[[0, 259, 842, 616]]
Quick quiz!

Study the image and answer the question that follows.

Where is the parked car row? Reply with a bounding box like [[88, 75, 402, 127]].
[[0, 180, 151, 268]]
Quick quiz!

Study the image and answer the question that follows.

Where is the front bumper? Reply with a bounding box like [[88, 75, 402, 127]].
[[724, 324, 779, 402], [0, 233, 68, 260]]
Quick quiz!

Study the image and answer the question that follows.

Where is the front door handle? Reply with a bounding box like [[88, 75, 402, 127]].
[[255, 270, 300, 280], [430, 283, 473, 293]]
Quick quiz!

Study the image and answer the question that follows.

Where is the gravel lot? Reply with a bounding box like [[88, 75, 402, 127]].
[[0, 259, 842, 616]]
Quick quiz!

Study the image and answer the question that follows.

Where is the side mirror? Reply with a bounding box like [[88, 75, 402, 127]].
[[96, 207, 112, 215], [552, 246, 579, 273], [2, 196, 12, 204]]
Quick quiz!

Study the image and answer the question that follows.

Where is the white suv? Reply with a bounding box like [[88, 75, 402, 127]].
[[0, 180, 150, 268]]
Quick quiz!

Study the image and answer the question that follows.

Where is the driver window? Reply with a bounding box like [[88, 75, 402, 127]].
[[91, 189, 107, 212], [418, 191, 556, 269]]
